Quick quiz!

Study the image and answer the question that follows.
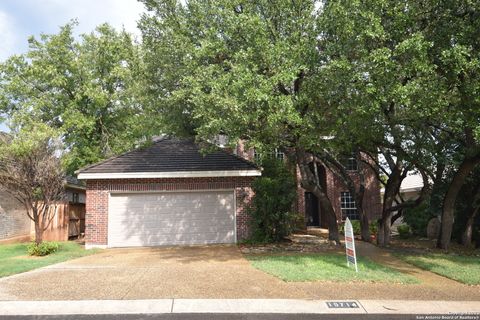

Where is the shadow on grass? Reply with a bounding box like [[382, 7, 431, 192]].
[[247, 253, 419, 284], [396, 253, 480, 285]]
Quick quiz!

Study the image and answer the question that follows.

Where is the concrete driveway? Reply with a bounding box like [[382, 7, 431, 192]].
[[0, 245, 306, 300], [1, 245, 479, 301]]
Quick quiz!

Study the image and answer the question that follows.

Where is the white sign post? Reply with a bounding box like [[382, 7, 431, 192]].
[[344, 218, 358, 272]]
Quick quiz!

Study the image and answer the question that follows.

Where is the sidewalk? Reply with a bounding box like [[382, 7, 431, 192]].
[[1, 299, 479, 315]]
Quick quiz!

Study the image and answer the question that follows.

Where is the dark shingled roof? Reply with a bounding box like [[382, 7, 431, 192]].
[[77, 138, 258, 174]]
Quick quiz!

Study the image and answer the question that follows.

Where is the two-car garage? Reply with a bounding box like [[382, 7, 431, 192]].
[[77, 137, 260, 249], [107, 191, 236, 247]]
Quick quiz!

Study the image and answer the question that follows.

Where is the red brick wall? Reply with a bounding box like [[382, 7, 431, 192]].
[[85, 177, 255, 246], [232, 141, 382, 226], [325, 168, 382, 221], [296, 162, 382, 224]]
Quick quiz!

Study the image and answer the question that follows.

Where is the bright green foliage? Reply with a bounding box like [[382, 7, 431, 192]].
[[339, 220, 361, 235], [0, 120, 59, 157], [248, 158, 297, 242], [27, 242, 59, 256], [0, 22, 154, 173], [399, 253, 480, 285], [320, 0, 480, 248], [248, 253, 418, 283], [0, 242, 98, 278], [139, 0, 330, 151], [339, 221, 377, 236]]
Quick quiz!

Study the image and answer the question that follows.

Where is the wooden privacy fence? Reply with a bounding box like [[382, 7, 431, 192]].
[[32, 202, 86, 241]]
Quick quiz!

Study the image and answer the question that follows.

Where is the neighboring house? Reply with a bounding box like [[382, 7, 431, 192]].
[[0, 191, 31, 243], [235, 144, 382, 228], [397, 174, 424, 201], [379, 173, 424, 211], [380, 173, 424, 230], [0, 178, 86, 243], [76, 137, 261, 249]]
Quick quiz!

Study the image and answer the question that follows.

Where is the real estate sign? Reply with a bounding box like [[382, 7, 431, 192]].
[[344, 218, 358, 272]]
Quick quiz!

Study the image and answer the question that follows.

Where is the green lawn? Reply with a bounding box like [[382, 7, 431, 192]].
[[0, 242, 98, 278], [247, 253, 418, 284], [398, 253, 480, 285]]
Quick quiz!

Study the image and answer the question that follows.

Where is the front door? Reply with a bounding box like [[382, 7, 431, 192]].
[[305, 192, 320, 226]]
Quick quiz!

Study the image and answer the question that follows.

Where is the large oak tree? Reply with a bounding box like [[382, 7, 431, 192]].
[[0, 22, 156, 173]]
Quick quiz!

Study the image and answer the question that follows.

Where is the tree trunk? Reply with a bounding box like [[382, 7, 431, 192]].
[[377, 184, 401, 247], [316, 189, 340, 243], [461, 208, 478, 247], [391, 209, 403, 226], [34, 218, 43, 245], [438, 156, 480, 250], [360, 211, 371, 242], [295, 149, 341, 245], [31, 206, 44, 245], [356, 157, 370, 242], [461, 186, 480, 247], [377, 163, 404, 247]]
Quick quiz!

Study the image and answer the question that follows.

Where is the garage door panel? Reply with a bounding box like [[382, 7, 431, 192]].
[[107, 233, 235, 247], [110, 195, 232, 205], [110, 203, 233, 213], [108, 191, 235, 247], [108, 219, 234, 230], [110, 208, 233, 217], [109, 228, 235, 241], [109, 212, 234, 222], [109, 231, 235, 246]]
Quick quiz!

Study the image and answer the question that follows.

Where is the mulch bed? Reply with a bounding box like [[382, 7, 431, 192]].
[[387, 236, 480, 256], [239, 232, 342, 254]]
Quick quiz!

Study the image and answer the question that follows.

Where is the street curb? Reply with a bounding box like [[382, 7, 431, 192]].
[[0, 299, 479, 316]]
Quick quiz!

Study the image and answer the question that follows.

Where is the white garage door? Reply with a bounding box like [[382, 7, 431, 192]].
[[108, 191, 235, 247]]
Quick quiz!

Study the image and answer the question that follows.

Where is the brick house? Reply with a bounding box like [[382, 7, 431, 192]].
[[78, 137, 381, 249], [235, 143, 382, 228], [0, 190, 31, 243], [77, 138, 261, 249]]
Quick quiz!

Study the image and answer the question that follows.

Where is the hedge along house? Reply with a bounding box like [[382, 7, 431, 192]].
[[77, 138, 261, 249]]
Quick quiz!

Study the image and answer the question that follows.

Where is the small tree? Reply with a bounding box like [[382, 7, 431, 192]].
[[0, 123, 65, 244], [248, 157, 298, 242]]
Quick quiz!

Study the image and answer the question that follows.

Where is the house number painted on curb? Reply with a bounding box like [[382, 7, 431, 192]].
[[326, 301, 360, 308], [344, 217, 358, 272]]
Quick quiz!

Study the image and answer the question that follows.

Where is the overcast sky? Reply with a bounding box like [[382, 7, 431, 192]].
[[0, 0, 146, 132]]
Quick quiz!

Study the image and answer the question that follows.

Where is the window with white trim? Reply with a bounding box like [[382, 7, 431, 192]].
[[253, 149, 261, 161], [343, 155, 358, 171], [340, 192, 359, 220], [272, 148, 285, 160], [253, 148, 285, 161]]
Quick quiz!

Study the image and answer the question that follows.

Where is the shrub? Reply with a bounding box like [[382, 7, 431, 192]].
[[397, 225, 411, 239], [339, 220, 361, 235], [402, 200, 433, 236], [248, 157, 298, 242], [27, 242, 59, 256], [340, 221, 377, 236], [369, 222, 378, 235]]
